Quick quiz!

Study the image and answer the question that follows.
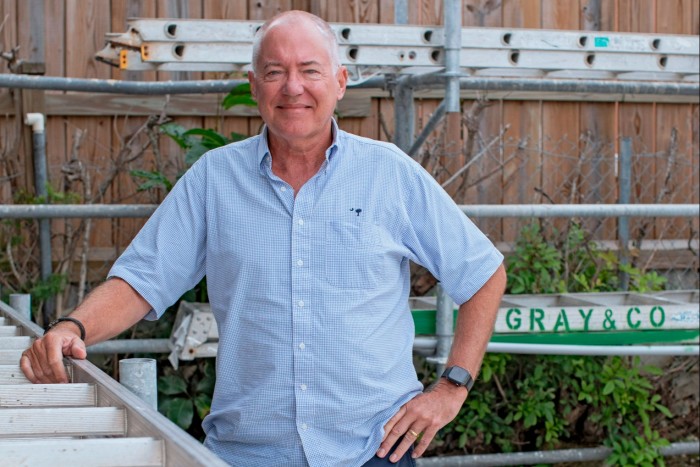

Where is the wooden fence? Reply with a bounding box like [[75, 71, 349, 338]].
[[0, 0, 698, 284]]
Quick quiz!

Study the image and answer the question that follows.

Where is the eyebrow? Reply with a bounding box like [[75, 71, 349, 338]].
[[262, 60, 324, 70]]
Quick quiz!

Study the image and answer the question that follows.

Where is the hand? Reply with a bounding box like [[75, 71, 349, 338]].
[[19, 326, 87, 384], [377, 380, 468, 462]]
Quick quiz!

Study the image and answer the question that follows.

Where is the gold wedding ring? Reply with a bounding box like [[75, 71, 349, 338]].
[[408, 429, 419, 438]]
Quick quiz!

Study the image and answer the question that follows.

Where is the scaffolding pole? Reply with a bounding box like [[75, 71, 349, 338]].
[[0, 204, 696, 219]]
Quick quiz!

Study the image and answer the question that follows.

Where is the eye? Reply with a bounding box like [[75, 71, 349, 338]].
[[303, 69, 322, 78]]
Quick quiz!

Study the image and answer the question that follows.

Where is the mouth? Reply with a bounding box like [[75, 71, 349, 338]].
[[276, 104, 312, 110]]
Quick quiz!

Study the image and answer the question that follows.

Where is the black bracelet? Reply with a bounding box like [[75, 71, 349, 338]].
[[45, 317, 86, 341]]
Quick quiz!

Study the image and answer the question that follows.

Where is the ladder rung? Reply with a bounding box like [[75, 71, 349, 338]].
[[0, 407, 126, 438], [0, 349, 22, 364], [0, 336, 32, 349], [0, 325, 21, 336], [0, 437, 164, 466], [0, 364, 30, 384], [0, 383, 96, 407]]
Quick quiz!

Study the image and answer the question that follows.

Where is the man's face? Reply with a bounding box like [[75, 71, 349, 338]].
[[248, 19, 347, 147]]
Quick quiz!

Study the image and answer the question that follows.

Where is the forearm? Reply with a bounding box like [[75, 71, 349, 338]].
[[445, 263, 506, 378], [58, 277, 152, 345]]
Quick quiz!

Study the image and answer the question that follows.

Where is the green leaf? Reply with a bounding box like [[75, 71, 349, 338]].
[[159, 122, 190, 148], [183, 128, 229, 148], [654, 403, 673, 418], [158, 375, 187, 395], [194, 393, 212, 419], [130, 169, 174, 192], [221, 83, 257, 109], [159, 397, 194, 429], [602, 381, 615, 395]]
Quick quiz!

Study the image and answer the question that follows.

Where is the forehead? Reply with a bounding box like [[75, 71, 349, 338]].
[[257, 19, 334, 67]]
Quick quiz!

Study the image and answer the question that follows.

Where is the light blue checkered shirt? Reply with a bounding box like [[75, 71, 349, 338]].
[[109, 121, 503, 467]]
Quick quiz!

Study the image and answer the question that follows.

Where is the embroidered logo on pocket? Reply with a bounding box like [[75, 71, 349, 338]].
[[349, 208, 362, 216]]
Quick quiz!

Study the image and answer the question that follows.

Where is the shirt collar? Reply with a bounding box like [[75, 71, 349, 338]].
[[257, 119, 340, 174]]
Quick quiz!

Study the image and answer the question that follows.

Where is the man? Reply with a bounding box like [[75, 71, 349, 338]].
[[21, 10, 506, 467]]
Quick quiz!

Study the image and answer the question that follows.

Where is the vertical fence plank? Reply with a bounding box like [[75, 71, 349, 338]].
[[65, 0, 113, 258], [109, 1, 158, 259], [617, 0, 656, 253], [248, 0, 292, 19], [501, 0, 542, 242], [617, 0, 655, 32], [540, 0, 580, 237], [655, 0, 694, 244], [462, 1, 503, 239]]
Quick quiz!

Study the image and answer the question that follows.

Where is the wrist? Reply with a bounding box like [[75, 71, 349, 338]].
[[433, 377, 469, 398], [45, 317, 86, 341]]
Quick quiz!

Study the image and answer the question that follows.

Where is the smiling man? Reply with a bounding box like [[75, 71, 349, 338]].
[[21, 10, 505, 467]]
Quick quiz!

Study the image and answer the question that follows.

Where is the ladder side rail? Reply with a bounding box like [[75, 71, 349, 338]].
[[125, 18, 699, 56], [70, 358, 228, 467]]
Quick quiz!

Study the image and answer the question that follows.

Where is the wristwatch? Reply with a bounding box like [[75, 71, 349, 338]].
[[441, 366, 474, 391]]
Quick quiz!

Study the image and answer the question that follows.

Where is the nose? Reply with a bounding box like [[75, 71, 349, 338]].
[[283, 71, 304, 96]]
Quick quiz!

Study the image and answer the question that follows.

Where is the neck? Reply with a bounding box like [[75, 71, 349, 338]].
[[267, 127, 333, 194]]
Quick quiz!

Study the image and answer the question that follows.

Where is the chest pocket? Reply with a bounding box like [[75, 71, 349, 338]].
[[324, 220, 385, 289]]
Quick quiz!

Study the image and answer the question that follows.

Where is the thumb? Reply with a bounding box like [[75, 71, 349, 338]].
[[66, 336, 88, 360]]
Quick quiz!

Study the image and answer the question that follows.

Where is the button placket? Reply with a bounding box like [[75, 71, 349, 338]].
[[290, 191, 315, 439]]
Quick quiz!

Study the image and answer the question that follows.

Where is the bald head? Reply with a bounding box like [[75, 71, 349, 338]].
[[251, 10, 341, 74]]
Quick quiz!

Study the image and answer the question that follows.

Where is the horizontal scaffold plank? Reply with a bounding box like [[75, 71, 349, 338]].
[[0, 364, 31, 384], [0, 383, 96, 407], [0, 350, 22, 364], [0, 437, 163, 467], [0, 325, 21, 336], [0, 336, 32, 349], [0, 407, 126, 438]]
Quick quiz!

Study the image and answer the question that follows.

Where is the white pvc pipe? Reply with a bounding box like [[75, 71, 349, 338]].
[[414, 337, 699, 357], [486, 342, 699, 356], [24, 112, 45, 133]]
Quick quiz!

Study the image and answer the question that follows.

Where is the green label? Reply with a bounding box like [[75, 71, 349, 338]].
[[594, 37, 610, 47], [493, 305, 697, 334]]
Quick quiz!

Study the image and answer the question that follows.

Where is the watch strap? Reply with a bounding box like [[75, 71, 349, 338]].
[[441, 366, 475, 391], [45, 317, 86, 341]]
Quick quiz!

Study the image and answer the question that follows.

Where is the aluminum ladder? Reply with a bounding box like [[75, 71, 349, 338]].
[[97, 19, 699, 84], [0, 300, 226, 467]]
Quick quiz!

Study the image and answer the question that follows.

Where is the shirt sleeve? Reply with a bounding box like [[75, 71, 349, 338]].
[[108, 160, 208, 320], [400, 160, 504, 306]]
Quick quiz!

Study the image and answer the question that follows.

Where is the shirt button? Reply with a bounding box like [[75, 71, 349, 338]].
[[297, 259, 304, 267], [280, 186, 287, 192], [298, 300, 304, 307], [301, 423, 308, 430], [297, 219, 304, 226], [300, 384, 307, 391], [299, 342, 305, 350]]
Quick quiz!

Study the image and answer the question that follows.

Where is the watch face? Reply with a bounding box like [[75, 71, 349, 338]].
[[447, 366, 470, 385]]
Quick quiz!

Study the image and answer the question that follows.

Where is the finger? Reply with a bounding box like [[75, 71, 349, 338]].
[[47, 339, 70, 383], [24, 343, 54, 383], [378, 418, 417, 459], [412, 425, 439, 459], [381, 405, 405, 442], [378, 409, 411, 458], [19, 353, 39, 384], [68, 338, 87, 360], [388, 428, 422, 463], [33, 339, 59, 383]]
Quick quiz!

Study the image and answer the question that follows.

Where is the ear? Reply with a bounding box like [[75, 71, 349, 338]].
[[336, 66, 348, 100], [248, 70, 257, 99]]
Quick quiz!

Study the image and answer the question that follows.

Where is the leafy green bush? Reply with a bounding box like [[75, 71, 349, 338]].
[[433, 354, 672, 466], [506, 221, 666, 294]]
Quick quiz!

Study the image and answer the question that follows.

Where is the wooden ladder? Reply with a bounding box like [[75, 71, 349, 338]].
[[0, 302, 226, 467]]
